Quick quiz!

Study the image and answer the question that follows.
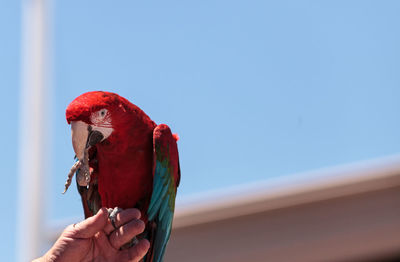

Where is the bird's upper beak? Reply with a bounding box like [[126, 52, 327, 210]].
[[71, 121, 89, 161], [71, 121, 104, 160]]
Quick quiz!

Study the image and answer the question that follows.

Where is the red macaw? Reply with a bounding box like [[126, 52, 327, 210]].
[[64, 91, 180, 262]]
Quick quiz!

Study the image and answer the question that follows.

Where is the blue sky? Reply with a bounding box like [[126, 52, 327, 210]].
[[2, 0, 400, 261]]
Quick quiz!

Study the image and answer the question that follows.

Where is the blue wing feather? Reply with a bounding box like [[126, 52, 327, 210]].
[[147, 160, 176, 262], [146, 125, 180, 262]]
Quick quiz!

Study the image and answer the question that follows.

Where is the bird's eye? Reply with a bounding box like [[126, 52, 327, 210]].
[[90, 109, 109, 125]]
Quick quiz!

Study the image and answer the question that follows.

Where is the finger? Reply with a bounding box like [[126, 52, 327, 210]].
[[120, 239, 150, 262], [104, 208, 142, 235], [109, 219, 145, 250], [67, 207, 108, 238]]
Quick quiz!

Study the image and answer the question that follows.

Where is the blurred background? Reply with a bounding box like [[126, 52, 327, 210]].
[[1, 0, 400, 261]]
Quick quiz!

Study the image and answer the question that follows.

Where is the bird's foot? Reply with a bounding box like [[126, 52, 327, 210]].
[[107, 207, 140, 250], [62, 160, 82, 194], [121, 237, 139, 249], [108, 207, 123, 229]]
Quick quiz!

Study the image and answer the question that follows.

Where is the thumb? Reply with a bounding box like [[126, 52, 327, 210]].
[[70, 207, 108, 238]]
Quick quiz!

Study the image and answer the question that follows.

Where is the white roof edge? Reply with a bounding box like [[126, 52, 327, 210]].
[[173, 154, 400, 228], [46, 154, 400, 240]]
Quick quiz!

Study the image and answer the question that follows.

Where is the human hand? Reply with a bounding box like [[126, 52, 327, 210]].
[[34, 207, 150, 262]]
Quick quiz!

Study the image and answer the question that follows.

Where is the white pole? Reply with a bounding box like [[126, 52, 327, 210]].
[[16, 0, 51, 261]]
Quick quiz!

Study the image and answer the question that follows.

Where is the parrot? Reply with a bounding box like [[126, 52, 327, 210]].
[[63, 91, 180, 262]]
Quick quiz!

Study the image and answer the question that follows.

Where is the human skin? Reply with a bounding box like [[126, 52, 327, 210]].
[[33, 207, 150, 262]]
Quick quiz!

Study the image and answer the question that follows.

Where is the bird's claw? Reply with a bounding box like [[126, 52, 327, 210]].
[[108, 207, 140, 249], [63, 147, 91, 194], [108, 207, 123, 229]]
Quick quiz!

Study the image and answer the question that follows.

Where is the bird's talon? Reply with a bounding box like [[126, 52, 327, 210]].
[[108, 207, 123, 229]]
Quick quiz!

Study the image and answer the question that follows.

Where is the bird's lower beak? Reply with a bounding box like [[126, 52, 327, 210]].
[[71, 121, 105, 161], [71, 121, 89, 161]]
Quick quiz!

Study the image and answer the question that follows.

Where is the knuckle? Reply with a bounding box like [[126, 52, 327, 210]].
[[61, 224, 75, 236], [132, 219, 145, 232]]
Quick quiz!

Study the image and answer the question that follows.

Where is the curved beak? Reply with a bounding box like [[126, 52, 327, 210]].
[[71, 121, 89, 161]]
